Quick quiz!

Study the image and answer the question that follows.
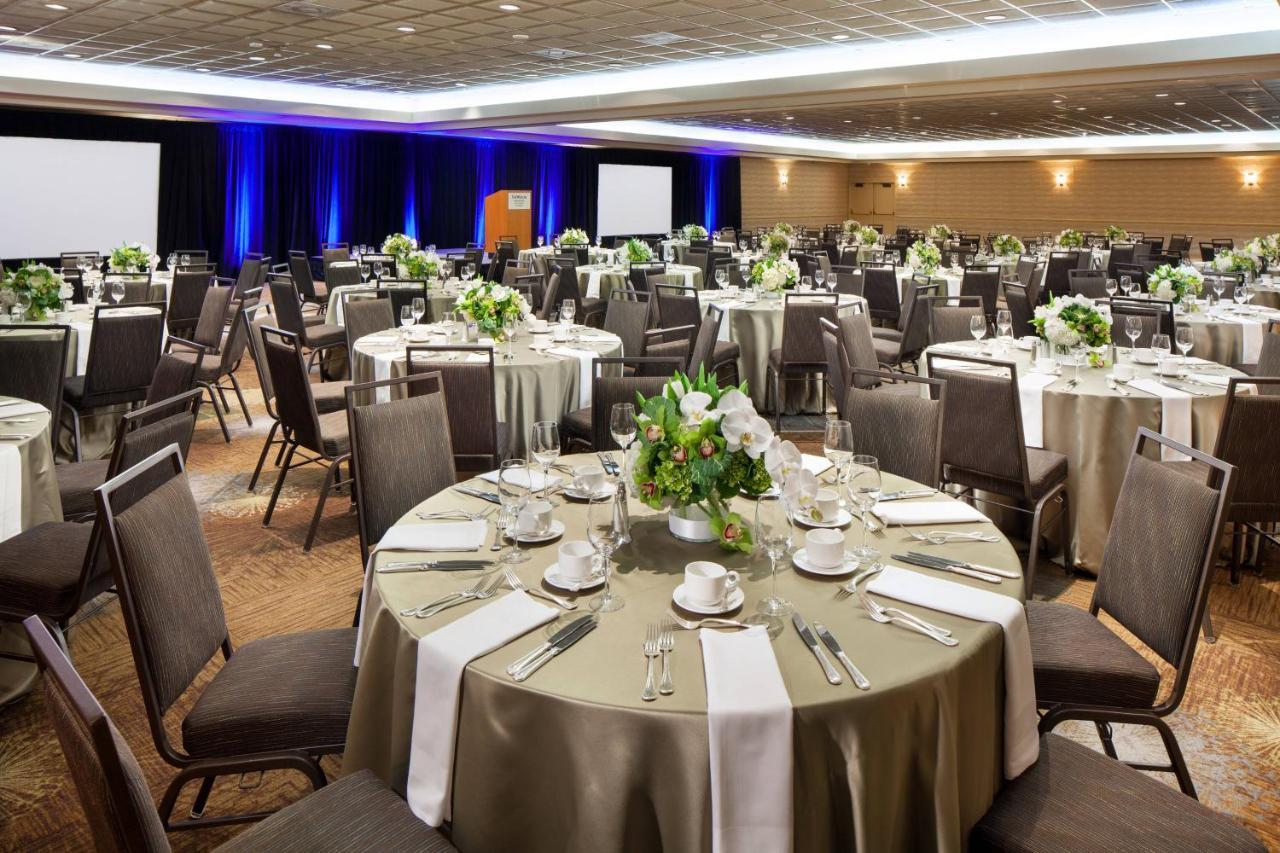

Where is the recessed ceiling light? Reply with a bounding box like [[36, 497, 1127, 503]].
[[760, 33, 778, 39], [832, 34, 849, 40], [843, 119, 852, 123], [1052, 99, 1063, 104], [397, 25, 415, 32], [607, 62, 623, 67], [1211, 117, 1222, 122], [742, 118, 752, 122], [911, 115, 921, 120], [248, 41, 262, 48], [315, 43, 332, 49], [983, 14, 1007, 20], [989, 111, 999, 116], [62, 52, 79, 57], [1076, 106, 1086, 111], [1155, 93, 1168, 97], [784, 115, 794, 120], [1174, 100, 1186, 105], [249, 56, 265, 61], [498, 3, 520, 10], [44, 3, 67, 9]]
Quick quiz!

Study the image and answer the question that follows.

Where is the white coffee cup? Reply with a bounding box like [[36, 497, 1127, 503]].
[[551, 326, 570, 342], [684, 561, 740, 607], [805, 528, 846, 569], [1113, 363, 1135, 381], [529, 318, 549, 334], [1034, 357, 1056, 373], [814, 488, 840, 522], [557, 540, 595, 581], [571, 464, 605, 494], [517, 500, 553, 536]]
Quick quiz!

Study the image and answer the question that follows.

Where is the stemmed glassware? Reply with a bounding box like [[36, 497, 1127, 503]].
[[823, 419, 854, 503], [463, 262, 476, 282], [180, 253, 191, 268], [1151, 333, 1172, 378], [411, 296, 426, 325], [503, 316, 517, 360], [560, 300, 576, 327], [715, 268, 727, 289], [442, 311, 457, 342], [399, 305, 414, 332], [970, 314, 987, 344], [847, 455, 882, 563], [1175, 324, 1194, 374], [1105, 278, 1118, 298], [167, 252, 177, 271], [1124, 316, 1143, 357], [1120, 275, 1133, 297], [587, 489, 625, 613], [497, 458, 532, 565], [372, 261, 385, 281], [800, 275, 813, 291], [996, 308, 1013, 347], [610, 402, 636, 492], [530, 421, 560, 500], [752, 493, 793, 620], [1212, 276, 1226, 308], [814, 269, 827, 292], [110, 280, 125, 305], [537, 235, 545, 248], [360, 263, 372, 285]]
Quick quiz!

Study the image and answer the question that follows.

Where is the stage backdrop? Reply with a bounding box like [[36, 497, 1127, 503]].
[[0, 107, 741, 275]]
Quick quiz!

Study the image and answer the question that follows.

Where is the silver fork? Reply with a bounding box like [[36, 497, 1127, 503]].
[[503, 567, 577, 610], [665, 610, 751, 630], [834, 563, 884, 600], [857, 591, 957, 645], [641, 624, 660, 702], [399, 575, 488, 617], [658, 619, 675, 696], [415, 575, 504, 618], [416, 508, 493, 521]]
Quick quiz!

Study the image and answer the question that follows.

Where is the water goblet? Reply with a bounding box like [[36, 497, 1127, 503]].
[[1105, 278, 1118, 298], [1175, 324, 1194, 373], [560, 300, 576, 327], [110, 280, 125, 305], [399, 305, 414, 333], [996, 308, 1013, 344], [1124, 316, 1143, 357], [167, 252, 177, 271], [180, 254, 191, 267], [530, 421, 560, 499], [498, 458, 532, 565], [823, 419, 854, 501], [537, 235, 545, 248], [411, 296, 426, 325], [610, 402, 636, 452], [587, 488, 625, 613], [847, 455, 881, 563], [503, 316, 517, 360], [752, 493, 793, 619], [1151, 333, 1172, 377], [715, 268, 727, 289], [1120, 275, 1133, 297], [970, 314, 987, 343]]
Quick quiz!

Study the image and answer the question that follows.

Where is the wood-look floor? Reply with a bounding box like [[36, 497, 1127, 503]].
[[1, 362, 1277, 852]]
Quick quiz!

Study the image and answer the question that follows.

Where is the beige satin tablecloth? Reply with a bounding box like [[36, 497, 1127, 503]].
[[343, 460, 1023, 852], [575, 263, 703, 300], [325, 283, 458, 326]]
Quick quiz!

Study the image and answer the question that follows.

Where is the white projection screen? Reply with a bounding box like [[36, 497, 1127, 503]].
[[0, 136, 161, 258], [596, 163, 672, 237]]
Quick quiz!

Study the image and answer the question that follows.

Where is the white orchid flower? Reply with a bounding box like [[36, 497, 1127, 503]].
[[663, 380, 688, 401], [782, 469, 819, 516], [722, 410, 773, 458], [712, 389, 753, 417], [679, 391, 717, 425], [765, 437, 802, 484]]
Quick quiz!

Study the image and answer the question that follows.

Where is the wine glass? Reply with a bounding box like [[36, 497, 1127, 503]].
[[560, 300, 576, 327], [587, 489, 625, 613], [15, 292, 31, 321], [814, 269, 827, 292], [800, 275, 813, 291], [503, 315, 517, 360], [1151, 333, 1172, 377], [373, 261, 385, 281], [1120, 275, 1133, 297], [823, 419, 854, 502], [463, 262, 476, 282], [996, 308, 1013, 343], [411, 296, 426, 325], [847, 455, 882, 563], [530, 421, 560, 500], [738, 238, 747, 252], [360, 263, 371, 284], [497, 458, 532, 565], [1105, 278, 1118, 298], [1175, 324, 1194, 373], [715, 268, 727, 289], [1212, 276, 1226, 307], [167, 252, 177, 271], [751, 494, 793, 619], [110, 280, 125, 305], [1241, 282, 1254, 310], [399, 305, 414, 333], [442, 311, 458, 341], [441, 259, 454, 281], [970, 314, 987, 343], [1124, 316, 1143, 356], [610, 402, 636, 451], [180, 253, 191, 267]]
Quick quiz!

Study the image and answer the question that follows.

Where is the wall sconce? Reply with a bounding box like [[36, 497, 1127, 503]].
[[1243, 169, 1258, 188], [1055, 172, 1068, 189], [778, 172, 789, 188], [897, 173, 908, 188]]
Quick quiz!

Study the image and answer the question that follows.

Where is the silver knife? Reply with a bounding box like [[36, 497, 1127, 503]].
[[813, 622, 870, 690], [904, 551, 1020, 579], [792, 613, 842, 685], [507, 615, 594, 675], [377, 560, 491, 573], [453, 485, 502, 504], [877, 489, 938, 502], [513, 618, 597, 681], [893, 553, 1001, 584]]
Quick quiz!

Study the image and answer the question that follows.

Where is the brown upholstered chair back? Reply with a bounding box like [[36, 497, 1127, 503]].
[[189, 283, 235, 352], [1212, 377, 1280, 521], [107, 389, 204, 515], [1107, 300, 1167, 348], [288, 251, 319, 300], [104, 273, 153, 306], [539, 273, 561, 321], [326, 261, 361, 289], [845, 368, 946, 487], [925, 295, 984, 345], [898, 282, 940, 359], [1001, 281, 1034, 338], [687, 310, 721, 379], [1014, 255, 1037, 287], [168, 269, 212, 335], [820, 318, 849, 417], [260, 326, 325, 454], [144, 353, 199, 410], [215, 288, 261, 373], [1067, 269, 1108, 298], [1254, 331, 1280, 391], [960, 269, 1000, 317], [603, 291, 651, 359], [344, 295, 395, 354], [83, 304, 166, 403], [590, 357, 683, 450], [405, 345, 501, 467], [346, 372, 457, 564], [23, 616, 173, 853], [654, 284, 701, 331], [380, 282, 427, 324], [267, 278, 307, 336], [780, 292, 839, 366], [0, 324, 68, 449]]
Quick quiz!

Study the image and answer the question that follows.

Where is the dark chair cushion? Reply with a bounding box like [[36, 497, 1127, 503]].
[[312, 381, 352, 415], [215, 769, 458, 853], [0, 521, 99, 616], [560, 407, 592, 447], [318, 410, 351, 457], [1026, 601, 1160, 709], [56, 459, 110, 517], [182, 627, 358, 759], [945, 447, 1068, 501], [62, 375, 148, 409], [303, 324, 346, 350], [971, 734, 1264, 853], [873, 337, 900, 364], [169, 349, 221, 382], [872, 327, 903, 342], [712, 341, 741, 362]]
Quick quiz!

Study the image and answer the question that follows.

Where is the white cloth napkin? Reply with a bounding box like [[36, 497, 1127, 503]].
[[700, 626, 793, 853], [1017, 373, 1058, 448], [872, 501, 990, 526], [867, 565, 1039, 778], [371, 351, 397, 403], [70, 320, 92, 375], [1223, 315, 1264, 362], [375, 520, 488, 553], [407, 591, 558, 825], [800, 453, 832, 478], [546, 347, 596, 408], [478, 467, 562, 491], [1189, 372, 1231, 388], [1128, 379, 1192, 461], [585, 269, 603, 299], [0, 443, 21, 542]]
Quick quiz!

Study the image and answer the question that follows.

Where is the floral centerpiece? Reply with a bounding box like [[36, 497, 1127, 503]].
[[749, 256, 800, 294], [907, 239, 942, 274], [454, 282, 531, 338], [1104, 225, 1129, 243], [1147, 264, 1204, 304], [772, 222, 796, 237], [1, 262, 72, 320], [927, 223, 953, 243], [559, 227, 589, 246], [108, 242, 158, 273], [1032, 295, 1113, 367], [1211, 249, 1258, 277], [631, 369, 805, 550], [841, 219, 862, 239], [621, 237, 653, 264], [760, 229, 792, 258], [381, 233, 418, 265], [847, 225, 878, 246], [1055, 229, 1085, 249], [1245, 234, 1280, 267], [402, 249, 440, 280], [682, 224, 708, 241], [992, 234, 1024, 258]]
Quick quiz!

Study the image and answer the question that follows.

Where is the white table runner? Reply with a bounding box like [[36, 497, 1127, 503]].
[[1016, 372, 1059, 448], [0, 444, 21, 542], [1128, 379, 1192, 461]]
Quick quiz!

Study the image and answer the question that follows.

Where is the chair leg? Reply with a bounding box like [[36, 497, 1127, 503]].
[[69, 406, 83, 462], [303, 456, 343, 552], [203, 382, 230, 443], [1229, 523, 1244, 585], [228, 372, 254, 427], [1026, 496, 1048, 597], [189, 775, 216, 819], [215, 382, 232, 415], [248, 421, 280, 492], [1202, 607, 1217, 644], [263, 444, 296, 528], [1094, 720, 1119, 759], [1150, 715, 1198, 798]]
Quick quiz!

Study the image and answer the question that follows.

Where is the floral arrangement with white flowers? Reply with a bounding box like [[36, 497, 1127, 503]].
[[559, 227, 589, 246], [847, 225, 879, 247], [1245, 234, 1280, 265], [1056, 229, 1085, 249], [992, 234, 1024, 257], [1031, 294, 1112, 366], [630, 369, 805, 552], [454, 281, 531, 337], [108, 242, 159, 273], [760, 229, 792, 258], [381, 233, 418, 264], [907, 239, 942, 274], [1, 262, 72, 320], [772, 222, 796, 236], [622, 238, 654, 264], [927, 223, 953, 242], [841, 219, 862, 238], [402, 249, 440, 280], [1104, 225, 1129, 243], [1211, 249, 1258, 276], [749, 255, 800, 293], [682, 224, 709, 241], [1147, 264, 1204, 304]]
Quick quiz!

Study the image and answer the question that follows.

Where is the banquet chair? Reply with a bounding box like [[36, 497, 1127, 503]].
[[861, 266, 901, 327], [512, 274, 544, 314], [267, 278, 346, 380], [1001, 281, 1036, 338], [167, 288, 261, 442], [925, 351, 1070, 591], [872, 281, 938, 370], [689, 304, 740, 387], [502, 262, 532, 286], [1, 391, 201, 654], [683, 248, 710, 282], [325, 261, 362, 290], [0, 324, 69, 453], [844, 368, 946, 487], [287, 250, 327, 311], [767, 292, 840, 426], [173, 249, 209, 266], [970, 732, 1263, 852], [94, 445, 358, 830], [380, 281, 428, 324], [820, 317, 853, 419], [343, 294, 395, 357], [233, 253, 268, 298], [1013, 255, 1039, 288], [640, 325, 694, 372], [628, 261, 665, 293], [551, 262, 607, 327], [1028, 428, 1231, 798], [560, 356, 684, 451], [405, 345, 508, 473], [58, 267, 86, 303], [259, 327, 354, 551], [1202, 273, 1239, 303], [708, 255, 736, 289], [960, 269, 1001, 321], [1067, 269, 1108, 298], [924, 295, 985, 345], [1198, 242, 1217, 263], [486, 244, 514, 282], [1043, 252, 1080, 301], [166, 269, 213, 338], [171, 280, 235, 357], [321, 244, 350, 277], [1212, 237, 1235, 250], [1113, 262, 1148, 288], [346, 372, 457, 567], [103, 272, 153, 305], [653, 284, 702, 332], [142, 351, 203, 412], [833, 269, 864, 296], [604, 289, 652, 358], [63, 302, 167, 461], [538, 272, 563, 321], [1108, 297, 1174, 345], [1231, 320, 1280, 380]]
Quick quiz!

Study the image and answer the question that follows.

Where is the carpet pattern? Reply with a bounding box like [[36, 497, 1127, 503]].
[[1, 362, 1277, 851]]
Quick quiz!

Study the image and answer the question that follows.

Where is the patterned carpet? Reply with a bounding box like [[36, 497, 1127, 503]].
[[1, 362, 1277, 852]]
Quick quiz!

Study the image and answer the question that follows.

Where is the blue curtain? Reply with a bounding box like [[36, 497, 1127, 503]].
[[534, 145, 567, 245], [218, 124, 264, 273], [472, 140, 497, 245], [700, 154, 721, 234]]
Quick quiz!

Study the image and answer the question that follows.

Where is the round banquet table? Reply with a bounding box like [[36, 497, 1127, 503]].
[[343, 457, 1023, 852], [349, 325, 622, 458], [1180, 303, 1280, 365], [925, 339, 1239, 572], [325, 281, 460, 326], [575, 262, 703, 300], [701, 290, 864, 414], [518, 245, 617, 268], [1249, 277, 1280, 311], [0, 395, 63, 707]]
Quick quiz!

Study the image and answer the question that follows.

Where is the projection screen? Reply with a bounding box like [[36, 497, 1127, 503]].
[[0, 136, 161, 259], [596, 163, 672, 237]]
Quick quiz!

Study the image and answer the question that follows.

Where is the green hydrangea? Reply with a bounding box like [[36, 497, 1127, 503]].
[[654, 459, 693, 503], [723, 452, 772, 494]]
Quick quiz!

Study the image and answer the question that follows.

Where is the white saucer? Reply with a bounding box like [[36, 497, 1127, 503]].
[[792, 548, 858, 576], [543, 563, 605, 591], [672, 583, 744, 615], [506, 519, 566, 543], [1132, 351, 1158, 365], [562, 485, 614, 501], [792, 509, 853, 529]]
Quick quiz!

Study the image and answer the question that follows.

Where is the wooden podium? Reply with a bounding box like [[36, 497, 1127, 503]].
[[483, 189, 532, 253]]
